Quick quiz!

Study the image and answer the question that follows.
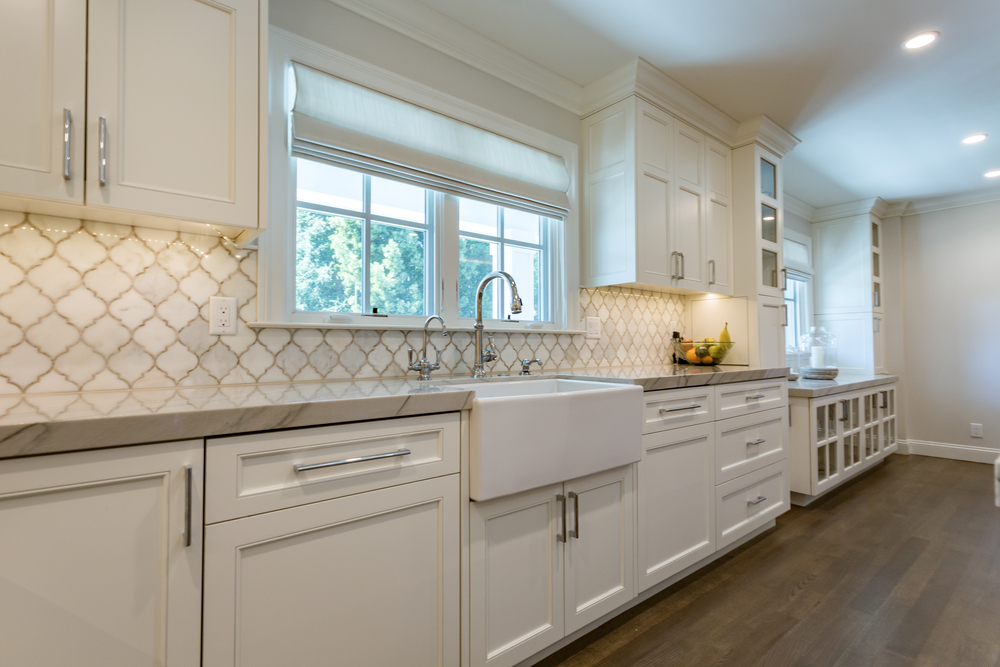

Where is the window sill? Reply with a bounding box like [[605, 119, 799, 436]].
[[249, 321, 587, 335]]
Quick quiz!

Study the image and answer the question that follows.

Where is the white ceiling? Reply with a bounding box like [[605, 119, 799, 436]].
[[401, 0, 1000, 208]]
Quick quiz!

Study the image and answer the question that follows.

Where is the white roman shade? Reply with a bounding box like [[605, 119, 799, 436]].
[[290, 62, 570, 217]]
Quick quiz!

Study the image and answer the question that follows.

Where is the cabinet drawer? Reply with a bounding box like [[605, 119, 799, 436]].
[[716, 460, 789, 549], [715, 408, 788, 484], [715, 379, 787, 420], [206, 413, 460, 523], [643, 386, 715, 434]]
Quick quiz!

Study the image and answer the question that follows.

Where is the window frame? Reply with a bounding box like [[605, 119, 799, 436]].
[[782, 228, 814, 350], [258, 28, 580, 332]]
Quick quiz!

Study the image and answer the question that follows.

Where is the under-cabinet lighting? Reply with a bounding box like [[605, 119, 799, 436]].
[[903, 31, 939, 49], [963, 134, 988, 144], [763, 216, 775, 221], [986, 170, 1000, 178]]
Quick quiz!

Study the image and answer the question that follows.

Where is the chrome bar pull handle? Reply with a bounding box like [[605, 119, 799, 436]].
[[709, 259, 716, 285], [670, 252, 678, 280], [782, 268, 788, 291], [748, 496, 767, 506], [184, 466, 193, 548], [295, 449, 411, 473], [99, 117, 107, 186], [557, 494, 567, 543], [568, 491, 579, 539], [62, 109, 72, 180], [659, 404, 702, 414], [679, 252, 686, 279], [782, 304, 788, 327], [746, 394, 766, 401], [747, 438, 766, 447]]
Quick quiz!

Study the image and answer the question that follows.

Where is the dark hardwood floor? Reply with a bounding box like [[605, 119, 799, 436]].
[[540, 454, 1000, 667]]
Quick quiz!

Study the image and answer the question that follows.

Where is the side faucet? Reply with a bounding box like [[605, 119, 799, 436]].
[[407, 315, 449, 380], [520, 359, 543, 376]]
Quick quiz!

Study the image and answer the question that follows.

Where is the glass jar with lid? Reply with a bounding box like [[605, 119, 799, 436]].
[[800, 327, 838, 380]]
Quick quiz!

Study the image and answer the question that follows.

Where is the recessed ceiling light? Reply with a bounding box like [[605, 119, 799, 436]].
[[763, 216, 775, 221], [963, 134, 988, 144], [904, 31, 939, 49], [986, 170, 1000, 178]]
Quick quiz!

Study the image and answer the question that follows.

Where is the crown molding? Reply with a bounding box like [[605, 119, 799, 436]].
[[897, 186, 1000, 217], [582, 58, 741, 146], [733, 116, 800, 157], [325, 0, 584, 114], [811, 197, 885, 223], [783, 193, 819, 222]]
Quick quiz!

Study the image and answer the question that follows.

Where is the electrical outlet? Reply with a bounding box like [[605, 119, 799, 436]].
[[971, 423, 984, 438], [585, 316, 602, 340], [209, 296, 238, 335]]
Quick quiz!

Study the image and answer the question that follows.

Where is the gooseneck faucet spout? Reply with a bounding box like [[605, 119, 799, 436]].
[[473, 271, 522, 379], [407, 315, 449, 380]]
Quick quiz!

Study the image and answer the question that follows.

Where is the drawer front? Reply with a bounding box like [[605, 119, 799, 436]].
[[716, 461, 789, 549], [715, 379, 787, 420], [206, 413, 460, 523], [643, 386, 715, 434], [715, 408, 788, 484]]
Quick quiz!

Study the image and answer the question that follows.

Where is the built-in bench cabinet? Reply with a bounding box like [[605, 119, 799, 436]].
[[789, 382, 898, 504]]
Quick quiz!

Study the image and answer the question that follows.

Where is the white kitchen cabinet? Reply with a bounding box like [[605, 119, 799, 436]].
[[470, 467, 634, 667], [716, 459, 789, 549], [0, 0, 86, 203], [706, 137, 734, 295], [636, 424, 715, 593], [0, 440, 203, 667], [0, 0, 263, 240], [789, 382, 897, 502], [758, 295, 787, 369], [582, 95, 729, 294], [470, 483, 565, 667], [564, 466, 635, 634], [204, 474, 460, 667], [733, 144, 785, 300]]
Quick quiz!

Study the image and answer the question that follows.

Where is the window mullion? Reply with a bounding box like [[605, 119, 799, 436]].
[[363, 176, 372, 313]]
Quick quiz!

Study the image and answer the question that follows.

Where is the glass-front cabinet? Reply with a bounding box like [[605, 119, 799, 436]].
[[757, 155, 784, 298]]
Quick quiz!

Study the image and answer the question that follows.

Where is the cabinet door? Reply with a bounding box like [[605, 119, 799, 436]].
[[758, 295, 786, 368], [0, 440, 203, 667], [564, 466, 635, 634], [637, 424, 715, 593], [706, 137, 733, 295], [204, 475, 460, 667], [86, 0, 259, 228], [874, 315, 886, 374], [635, 100, 674, 287], [470, 484, 564, 667], [0, 0, 86, 202], [673, 121, 706, 290]]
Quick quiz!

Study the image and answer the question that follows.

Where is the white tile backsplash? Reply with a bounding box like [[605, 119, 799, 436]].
[[0, 211, 685, 393]]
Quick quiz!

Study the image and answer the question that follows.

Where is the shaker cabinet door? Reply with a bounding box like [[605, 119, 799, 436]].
[[86, 0, 259, 228], [0, 0, 86, 203]]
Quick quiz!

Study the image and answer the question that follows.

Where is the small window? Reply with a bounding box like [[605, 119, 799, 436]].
[[295, 159, 432, 316], [784, 274, 810, 349]]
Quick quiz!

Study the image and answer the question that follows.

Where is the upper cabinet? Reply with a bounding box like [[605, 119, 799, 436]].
[[0, 0, 264, 243], [581, 95, 733, 295], [733, 144, 785, 300], [0, 0, 86, 204]]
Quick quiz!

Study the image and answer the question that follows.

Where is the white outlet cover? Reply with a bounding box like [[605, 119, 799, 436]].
[[585, 316, 602, 340], [971, 423, 984, 438], [209, 296, 238, 335]]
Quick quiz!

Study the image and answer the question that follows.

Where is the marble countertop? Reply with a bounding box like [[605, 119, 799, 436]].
[[788, 373, 899, 398], [0, 364, 789, 459]]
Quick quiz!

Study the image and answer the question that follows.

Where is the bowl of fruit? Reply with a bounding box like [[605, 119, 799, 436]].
[[674, 324, 734, 366]]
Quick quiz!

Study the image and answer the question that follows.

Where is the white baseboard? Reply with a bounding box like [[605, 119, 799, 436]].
[[899, 439, 1000, 464]]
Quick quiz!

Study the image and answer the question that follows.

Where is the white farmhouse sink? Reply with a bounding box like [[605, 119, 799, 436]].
[[449, 379, 644, 501]]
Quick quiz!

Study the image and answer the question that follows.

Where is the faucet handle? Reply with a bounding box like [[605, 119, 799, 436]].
[[482, 334, 498, 363], [520, 358, 543, 376]]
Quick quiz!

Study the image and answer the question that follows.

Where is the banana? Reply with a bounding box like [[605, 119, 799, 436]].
[[719, 323, 731, 344]]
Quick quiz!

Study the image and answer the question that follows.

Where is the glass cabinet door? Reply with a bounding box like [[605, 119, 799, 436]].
[[762, 249, 778, 288], [760, 158, 776, 199], [761, 204, 778, 242]]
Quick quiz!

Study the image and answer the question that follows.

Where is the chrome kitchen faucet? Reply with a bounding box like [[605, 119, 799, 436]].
[[472, 271, 522, 378]]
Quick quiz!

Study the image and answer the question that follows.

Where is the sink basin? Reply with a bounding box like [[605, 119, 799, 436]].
[[449, 379, 644, 501]]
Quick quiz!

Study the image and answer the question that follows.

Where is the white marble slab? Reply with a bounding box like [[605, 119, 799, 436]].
[[0, 364, 789, 459], [788, 373, 899, 398]]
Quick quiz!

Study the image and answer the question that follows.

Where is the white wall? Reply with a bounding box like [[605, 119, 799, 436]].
[[269, 0, 581, 146], [784, 210, 812, 238], [901, 199, 1000, 451]]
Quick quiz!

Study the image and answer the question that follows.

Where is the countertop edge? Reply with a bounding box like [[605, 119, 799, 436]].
[[788, 374, 899, 398]]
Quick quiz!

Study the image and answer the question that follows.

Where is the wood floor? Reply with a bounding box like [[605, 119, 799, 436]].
[[539, 454, 1000, 667]]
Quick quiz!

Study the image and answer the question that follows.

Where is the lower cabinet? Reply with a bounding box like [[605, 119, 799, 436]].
[[636, 423, 715, 593], [203, 474, 460, 667], [470, 466, 634, 667], [789, 383, 897, 501], [0, 439, 204, 667]]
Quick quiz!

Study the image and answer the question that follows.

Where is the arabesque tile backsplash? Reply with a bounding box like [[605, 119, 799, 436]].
[[0, 211, 685, 394]]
